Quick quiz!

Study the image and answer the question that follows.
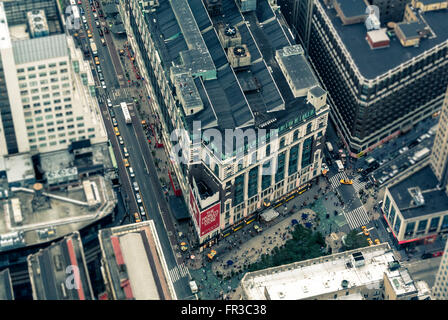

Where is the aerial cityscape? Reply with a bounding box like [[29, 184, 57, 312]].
[[0, 0, 447, 303]]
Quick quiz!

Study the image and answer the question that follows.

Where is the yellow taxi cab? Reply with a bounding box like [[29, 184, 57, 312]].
[[134, 212, 141, 223], [114, 127, 120, 136], [340, 179, 353, 185], [94, 56, 100, 65], [123, 158, 130, 167], [375, 239, 380, 245], [367, 238, 374, 246], [363, 228, 370, 236], [87, 30, 92, 38]]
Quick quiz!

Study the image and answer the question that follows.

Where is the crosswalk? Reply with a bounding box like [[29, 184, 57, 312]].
[[352, 177, 367, 193], [343, 206, 370, 230], [168, 263, 189, 283], [328, 172, 366, 192]]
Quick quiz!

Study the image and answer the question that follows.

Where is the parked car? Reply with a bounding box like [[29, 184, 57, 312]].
[[123, 158, 129, 167], [123, 147, 129, 157], [133, 181, 139, 192], [100, 38, 106, 46], [417, 133, 430, 143], [98, 72, 104, 81], [101, 81, 106, 89], [134, 212, 141, 223], [109, 109, 115, 117], [135, 192, 142, 203], [139, 206, 146, 216], [114, 127, 120, 136], [112, 118, 118, 126], [99, 29, 104, 37], [107, 98, 112, 107], [118, 136, 124, 145], [95, 21, 100, 28], [398, 146, 409, 154], [129, 167, 135, 177]]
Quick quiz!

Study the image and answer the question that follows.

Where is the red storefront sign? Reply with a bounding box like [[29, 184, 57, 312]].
[[200, 202, 221, 237]]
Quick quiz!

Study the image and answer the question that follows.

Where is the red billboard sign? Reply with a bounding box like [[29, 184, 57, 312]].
[[199, 202, 221, 237], [189, 189, 200, 226]]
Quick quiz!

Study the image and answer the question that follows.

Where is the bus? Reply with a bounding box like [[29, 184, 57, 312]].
[[108, 143, 117, 169], [121, 102, 132, 124]]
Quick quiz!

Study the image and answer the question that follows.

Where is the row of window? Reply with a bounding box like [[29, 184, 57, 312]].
[[16, 61, 67, 74]]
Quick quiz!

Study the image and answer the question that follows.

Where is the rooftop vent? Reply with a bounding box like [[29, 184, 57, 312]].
[[206, 0, 222, 16], [228, 45, 251, 70], [388, 260, 400, 271], [352, 252, 365, 268], [218, 24, 242, 49], [365, 6, 380, 31], [225, 26, 237, 37], [408, 187, 425, 207]]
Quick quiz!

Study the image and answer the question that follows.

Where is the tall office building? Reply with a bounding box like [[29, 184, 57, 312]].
[[0, 4, 30, 156], [432, 237, 448, 299], [279, 0, 448, 156], [0, 2, 106, 156], [119, 0, 329, 245], [430, 86, 448, 188]]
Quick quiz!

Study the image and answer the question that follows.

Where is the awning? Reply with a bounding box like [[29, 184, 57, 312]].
[[260, 209, 279, 222]]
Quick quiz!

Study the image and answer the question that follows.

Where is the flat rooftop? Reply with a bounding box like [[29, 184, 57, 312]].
[[388, 165, 448, 219], [27, 232, 94, 300], [318, 0, 448, 79], [145, 0, 321, 135], [0, 268, 14, 300], [241, 243, 396, 300], [385, 267, 417, 297], [0, 175, 116, 252], [98, 221, 174, 300]]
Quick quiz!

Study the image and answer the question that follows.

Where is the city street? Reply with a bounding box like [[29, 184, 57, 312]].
[[77, 0, 192, 299]]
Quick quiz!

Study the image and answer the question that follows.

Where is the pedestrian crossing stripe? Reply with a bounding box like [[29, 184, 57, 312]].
[[329, 172, 366, 192], [168, 263, 189, 283], [343, 206, 370, 230]]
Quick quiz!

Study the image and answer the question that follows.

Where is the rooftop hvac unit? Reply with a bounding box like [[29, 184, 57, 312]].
[[365, 13, 380, 31], [239, 0, 257, 12], [206, 0, 222, 16], [228, 45, 251, 69], [218, 24, 242, 48]]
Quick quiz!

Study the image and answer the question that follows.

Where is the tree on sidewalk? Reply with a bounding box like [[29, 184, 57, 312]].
[[341, 230, 368, 251]]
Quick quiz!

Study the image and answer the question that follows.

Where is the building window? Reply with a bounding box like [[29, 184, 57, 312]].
[[417, 220, 428, 234]]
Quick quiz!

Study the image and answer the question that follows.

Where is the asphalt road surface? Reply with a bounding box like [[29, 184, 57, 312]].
[[77, 0, 193, 299]]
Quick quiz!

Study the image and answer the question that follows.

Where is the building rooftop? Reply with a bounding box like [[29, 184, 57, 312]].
[[4, 153, 35, 185], [98, 221, 175, 300], [389, 165, 448, 219], [335, 0, 367, 18], [12, 33, 67, 65], [0, 143, 117, 253], [317, 0, 448, 79], [385, 267, 417, 297], [145, 0, 323, 136], [276, 45, 319, 96], [241, 243, 396, 300], [27, 232, 94, 300], [0, 268, 14, 300]]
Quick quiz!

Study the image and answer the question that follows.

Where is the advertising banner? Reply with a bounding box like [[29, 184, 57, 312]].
[[199, 202, 221, 237]]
